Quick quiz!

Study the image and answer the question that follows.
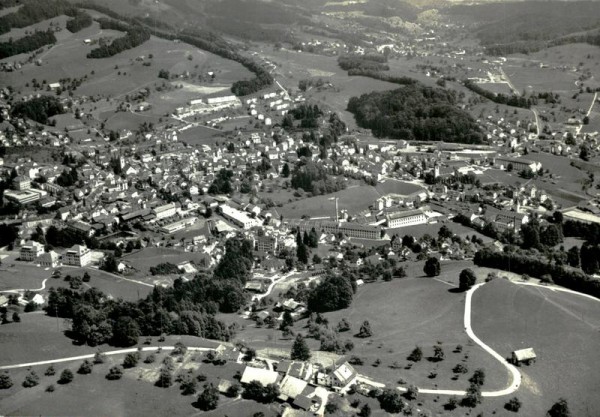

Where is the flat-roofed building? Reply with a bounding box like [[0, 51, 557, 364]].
[[386, 209, 427, 229], [63, 244, 91, 267], [220, 205, 261, 229], [20, 241, 45, 261], [3, 188, 45, 205], [160, 217, 197, 234]]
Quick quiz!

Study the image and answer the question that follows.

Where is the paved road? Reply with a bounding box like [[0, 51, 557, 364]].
[[0, 346, 213, 371]]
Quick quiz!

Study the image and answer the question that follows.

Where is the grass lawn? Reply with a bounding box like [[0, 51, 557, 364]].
[[0, 312, 97, 366], [471, 278, 600, 417], [0, 342, 264, 417], [278, 184, 381, 219], [123, 247, 209, 277], [319, 275, 509, 391]]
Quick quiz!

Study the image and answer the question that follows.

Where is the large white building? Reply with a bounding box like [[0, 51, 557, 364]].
[[20, 241, 45, 261], [386, 209, 427, 229], [495, 157, 542, 172], [63, 244, 91, 267], [220, 205, 261, 229], [152, 203, 177, 220]]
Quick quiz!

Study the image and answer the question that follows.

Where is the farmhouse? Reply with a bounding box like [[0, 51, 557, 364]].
[[512, 348, 536, 365]]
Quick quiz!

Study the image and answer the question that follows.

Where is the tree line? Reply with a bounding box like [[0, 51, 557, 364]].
[[77, 2, 274, 97], [338, 54, 389, 72], [44, 237, 255, 347], [66, 10, 92, 33], [0, 0, 78, 35], [11, 95, 64, 125], [87, 19, 150, 59], [474, 248, 600, 298], [463, 80, 533, 109], [347, 84, 484, 144], [0, 30, 56, 59]]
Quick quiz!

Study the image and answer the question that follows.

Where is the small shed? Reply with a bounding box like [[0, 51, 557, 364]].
[[511, 348, 536, 365]]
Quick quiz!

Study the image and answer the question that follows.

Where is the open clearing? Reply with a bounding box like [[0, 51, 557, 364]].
[[472, 279, 600, 417]]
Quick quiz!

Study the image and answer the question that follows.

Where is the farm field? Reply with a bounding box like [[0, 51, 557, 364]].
[[471, 279, 600, 417]]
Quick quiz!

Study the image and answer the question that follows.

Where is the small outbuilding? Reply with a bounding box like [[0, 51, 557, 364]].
[[511, 348, 536, 366]]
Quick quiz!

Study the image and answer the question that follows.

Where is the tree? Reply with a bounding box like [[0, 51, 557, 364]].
[[45, 365, 56, 376], [196, 384, 219, 410], [423, 257, 441, 277], [547, 398, 570, 417], [12, 311, 20, 322], [505, 396, 522, 412], [106, 366, 123, 380], [407, 346, 423, 362], [336, 318, 351, 332], [226, 383, 240, 398], [444, 396, 458, 410], [156, 367, 173, 387], [459, 268, 477, 291], [307, 275, 353, 312], [357, 320, 373, 338], [123, 352, 140, 368], [297, 242, 309, 264], [359, 403, 372, 417], [567, 246, 580, 268], [58, 369, 74, 384], [93, 351, 106, 364], [112, 316, 140, 346], [405, 384, 419, 400], [438, 225, 453, 240], [282, 163, 290, 178], [379, 388, 404, 413], [101, 254, 118, 273], [461, 383, 481, 407], [469, 368, 485, 386], [291, 334, 311, 361], [78, 360, 93, 374], [22, 370, 40, 387], [433, 344, 444, 361], [280, 311, 294, 330], [0, 372, 12, 389]]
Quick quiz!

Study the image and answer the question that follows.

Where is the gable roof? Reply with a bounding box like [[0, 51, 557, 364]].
[[240, 366, 280, 386]]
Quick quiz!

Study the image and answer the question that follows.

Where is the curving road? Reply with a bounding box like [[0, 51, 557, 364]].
[[1, 280, 597, 399], [0, 278, 48, 294]]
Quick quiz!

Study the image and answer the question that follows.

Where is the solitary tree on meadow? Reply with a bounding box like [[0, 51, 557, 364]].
[[459, 268, 477, 291], [547, 398, 570, 417], [423, 257, 441, 277], [290, 334, 311, 361]]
